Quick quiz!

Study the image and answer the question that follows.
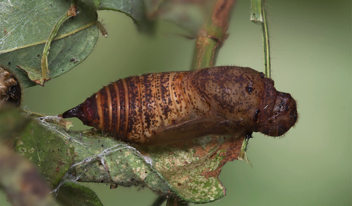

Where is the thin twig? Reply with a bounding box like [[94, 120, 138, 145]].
[[166, 196, 189, 206], [250, 0, 271, 78], [261, 1, 271, 78], [151, 196, 167, 206], [40, 2, 78, 85]]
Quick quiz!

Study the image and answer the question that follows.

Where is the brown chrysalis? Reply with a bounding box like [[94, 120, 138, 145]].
[[61, 66, 297, 145]]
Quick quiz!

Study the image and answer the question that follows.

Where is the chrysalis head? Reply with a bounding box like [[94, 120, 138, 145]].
[[256, 78, 298, 136]]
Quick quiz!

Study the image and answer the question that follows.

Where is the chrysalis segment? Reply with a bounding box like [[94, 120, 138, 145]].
[[126, 76, 143, 143], [97, 86, 109, 132], [108, 83, 118, 135], [140, 73, 159, 140], [116, 79, 126, 140], [61, 66, 298, 145]]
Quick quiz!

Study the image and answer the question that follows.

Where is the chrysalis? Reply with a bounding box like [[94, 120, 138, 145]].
[[61, 66, 298, 145]]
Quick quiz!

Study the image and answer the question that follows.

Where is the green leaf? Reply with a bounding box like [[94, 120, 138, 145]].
[[79, 0, 101, 10], [5, 111, 245, 203], [17, 65, 45, 86], [97, 0, 154, 33], [0, 106, 245, 203], [143, 0, 216, 36], [14, 117, 75, 188], [0, 144, 56, 206], [0, 105, 56, 206], [56, 182, 103, 206], [0, 0, 99, 88], [0, 104, 30, 142], [67, 129, 245, 203], [71, 131, 172, 191], [137, 136, 237, 203]]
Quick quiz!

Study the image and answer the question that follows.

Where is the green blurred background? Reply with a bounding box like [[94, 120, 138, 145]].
[[1, 0, 351, 205]]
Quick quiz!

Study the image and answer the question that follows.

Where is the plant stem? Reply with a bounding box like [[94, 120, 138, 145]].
[[166, 196, 189, 206], [152, 196, 167, 206], [40, 2, 77, 85], [261, 2, 271, 78], [185, 0, 237, 204], [191, 0, 236, 70], [250, 0, 263, 22], [250, 0, 271, 78]]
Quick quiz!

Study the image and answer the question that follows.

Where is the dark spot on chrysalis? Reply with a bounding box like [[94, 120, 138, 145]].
[[243, 133, 252, 151], [280, 100, 285, 109], [246, 82, 254, 94], [254, 109, 260, 123]]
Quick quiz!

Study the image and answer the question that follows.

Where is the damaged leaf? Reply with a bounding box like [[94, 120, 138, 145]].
[[63, 128, 245, 203], [3, 105, 247, 203], [14, 117, 74, 188]]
